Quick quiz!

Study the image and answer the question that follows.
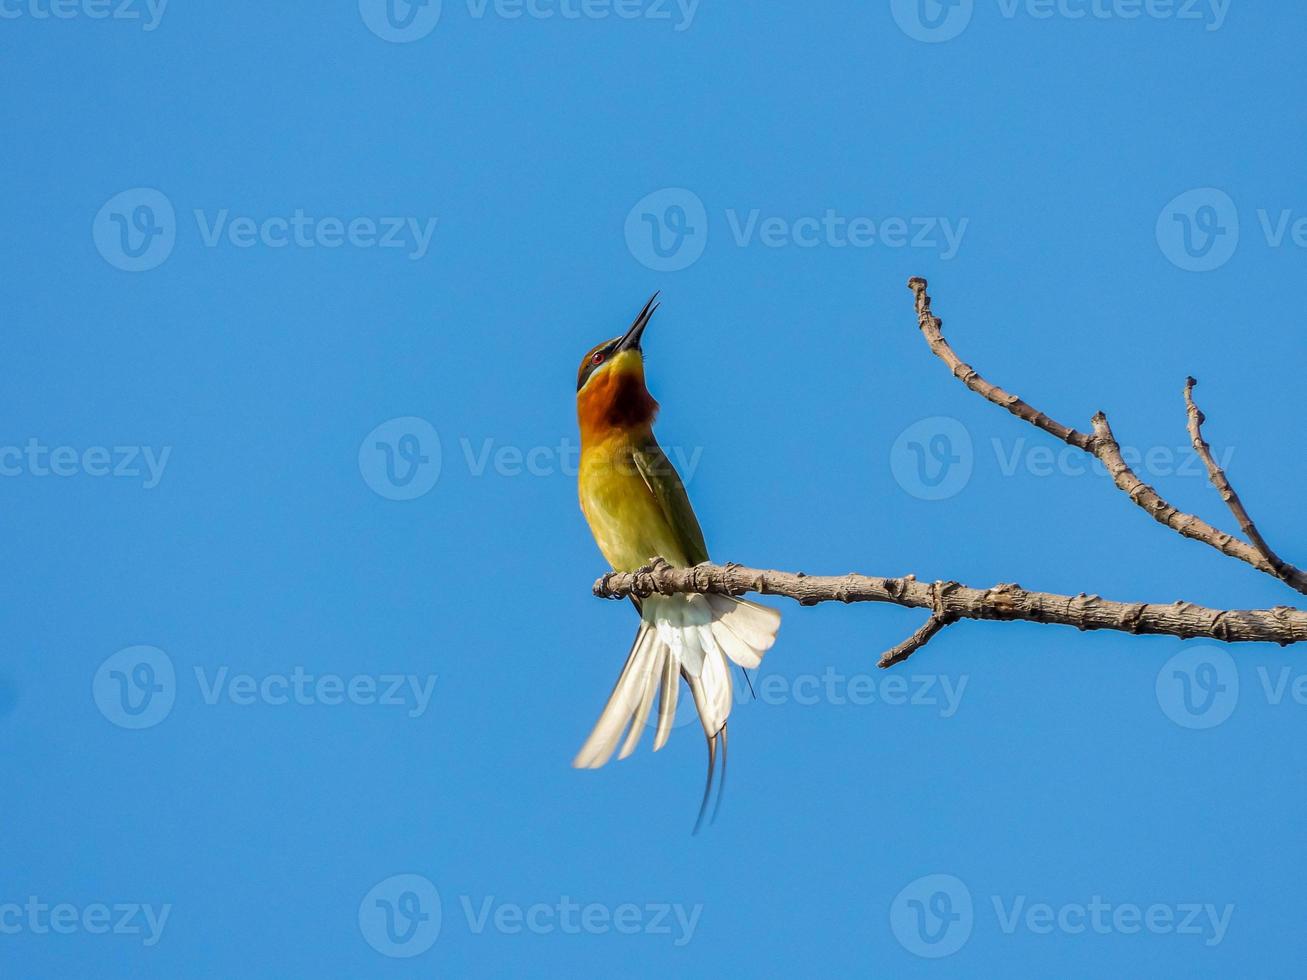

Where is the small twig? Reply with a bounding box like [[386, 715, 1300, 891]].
[[595, 561, 1307, 646], [878, 612, 959, 669], [1183, 376, 1305, 589], [907, 277, 1093, 450], [907, 278, 1307, 596]]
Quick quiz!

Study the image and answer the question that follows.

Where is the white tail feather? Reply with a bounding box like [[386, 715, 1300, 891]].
[[653, 649, 679, 751], [618, 636, 661, 760], [572, 593, 781, 769], [572, 625, 660, 769], [686, 639, 732, 737], [705, 594, 781, 656]]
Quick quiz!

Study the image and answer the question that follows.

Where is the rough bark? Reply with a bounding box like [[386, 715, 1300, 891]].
[[588, 280, 1307, 664], [595, 560, 1307, 648], [908, 277, 1307, 595], [1183, 376, 1303, 588]]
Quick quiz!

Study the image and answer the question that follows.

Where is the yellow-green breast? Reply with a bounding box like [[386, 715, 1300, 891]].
[[579, 433, 693, 571]]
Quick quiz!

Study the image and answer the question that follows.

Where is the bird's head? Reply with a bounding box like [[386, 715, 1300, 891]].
[[576, 293, 660, 438]]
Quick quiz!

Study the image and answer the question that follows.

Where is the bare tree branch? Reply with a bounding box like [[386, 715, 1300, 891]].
[[878, 611, 959, 669], [1183, 376, 1305, 589], [588, 281, 1307, 659], [596, 560, 1307, 646], [907, 277, 1093, 450], [907, 277, 1307, 595]]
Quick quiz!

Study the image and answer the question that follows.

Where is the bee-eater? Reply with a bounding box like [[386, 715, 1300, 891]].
[[573, 294, 781, 831]]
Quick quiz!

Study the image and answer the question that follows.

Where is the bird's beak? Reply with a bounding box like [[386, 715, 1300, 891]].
[[616, 292, 659, 353]]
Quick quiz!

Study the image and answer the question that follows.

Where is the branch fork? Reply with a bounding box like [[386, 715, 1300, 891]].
[[591, 280, 1306, 663]]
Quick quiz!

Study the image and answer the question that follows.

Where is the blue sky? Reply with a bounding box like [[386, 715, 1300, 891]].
[[3, 1, 1305, 976]]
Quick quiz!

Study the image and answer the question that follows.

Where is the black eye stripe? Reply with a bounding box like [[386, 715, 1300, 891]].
[[577, 343, 617, 390]]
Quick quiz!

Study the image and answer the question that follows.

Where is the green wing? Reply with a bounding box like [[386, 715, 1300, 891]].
[[632, 438, 709, 566]]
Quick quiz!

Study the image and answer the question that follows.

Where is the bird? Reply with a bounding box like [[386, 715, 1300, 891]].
[[572, 293, 781, 831]]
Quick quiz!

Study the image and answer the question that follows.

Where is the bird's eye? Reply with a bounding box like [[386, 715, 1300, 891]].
[[591, 351, 605, 365]]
